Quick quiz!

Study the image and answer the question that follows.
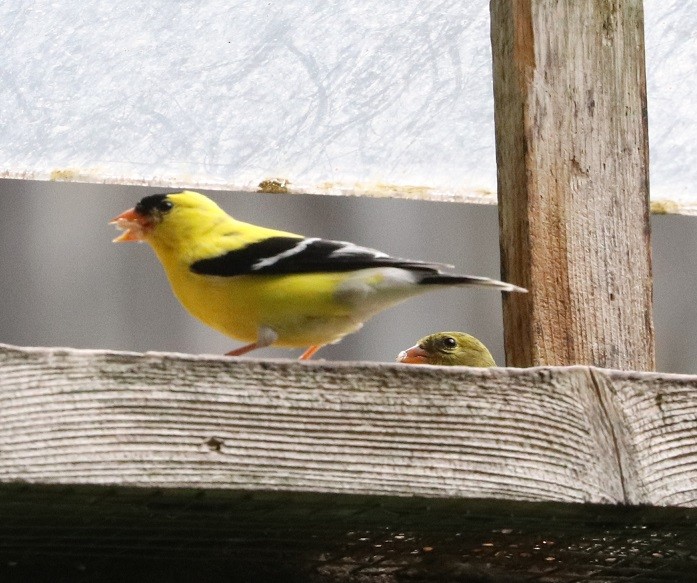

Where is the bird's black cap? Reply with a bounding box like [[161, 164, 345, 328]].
[[134, 193, 176, 216]]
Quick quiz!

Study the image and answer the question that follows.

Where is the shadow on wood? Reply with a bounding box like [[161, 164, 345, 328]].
[[1, 483, 696, 582]]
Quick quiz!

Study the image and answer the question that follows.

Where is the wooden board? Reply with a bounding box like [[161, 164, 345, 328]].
[[491, 0, 655, 369], [1, 344, 695, 507], [2, 483, 696, 582]]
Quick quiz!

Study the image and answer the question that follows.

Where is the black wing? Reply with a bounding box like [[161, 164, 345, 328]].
[[190, 236, 446, 277]]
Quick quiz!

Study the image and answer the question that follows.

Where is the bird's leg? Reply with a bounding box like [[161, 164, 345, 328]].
[[225, 343, 261, 357], [299, 345, 323, 360], [226, 326, 278, 357]]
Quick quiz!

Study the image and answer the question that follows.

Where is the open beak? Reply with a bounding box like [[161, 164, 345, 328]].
[[396, 344, 430, 365], [109, 208, 151, 242]]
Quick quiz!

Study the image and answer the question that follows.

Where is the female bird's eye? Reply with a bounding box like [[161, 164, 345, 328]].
[[442, 336, 457, 349], [157, 199, 173, 213]]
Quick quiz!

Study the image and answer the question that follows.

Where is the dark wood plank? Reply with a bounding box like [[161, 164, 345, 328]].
[[1, 484, 695, 582]]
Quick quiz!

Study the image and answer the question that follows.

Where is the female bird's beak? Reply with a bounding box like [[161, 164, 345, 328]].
[[396, 344, 430, 364], [110, 208, 152, 242]]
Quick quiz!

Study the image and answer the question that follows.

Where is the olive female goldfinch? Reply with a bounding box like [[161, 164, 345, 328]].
[[397, 331, 496, 367], [111, 191, 525, 359]]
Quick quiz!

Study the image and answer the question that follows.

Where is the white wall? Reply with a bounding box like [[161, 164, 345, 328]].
[[1, 1, 695, 209]]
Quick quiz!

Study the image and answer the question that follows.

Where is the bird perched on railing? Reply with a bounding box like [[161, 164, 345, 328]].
[[111, 191, 525, 359], [397, 331, 496, 367]]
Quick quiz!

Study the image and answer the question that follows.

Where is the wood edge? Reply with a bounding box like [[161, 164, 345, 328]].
[[2, 342, 697, 383], [6, 173, 697, 213]]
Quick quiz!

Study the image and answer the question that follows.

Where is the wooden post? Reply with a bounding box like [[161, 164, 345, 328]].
[[490, 0, 654, 370]]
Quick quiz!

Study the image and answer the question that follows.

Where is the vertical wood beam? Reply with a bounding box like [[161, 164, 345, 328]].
[[490, 0, 654, 370]]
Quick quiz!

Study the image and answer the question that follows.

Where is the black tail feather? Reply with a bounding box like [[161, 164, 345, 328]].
[[420, 273, 526, 293]]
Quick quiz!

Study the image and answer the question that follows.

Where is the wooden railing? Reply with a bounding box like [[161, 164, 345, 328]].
[[2, 343, 695, 507]]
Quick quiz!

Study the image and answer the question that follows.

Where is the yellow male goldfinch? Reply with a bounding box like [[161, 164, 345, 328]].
[[396, 331, 496, 367], [111, 191, 525, 359]]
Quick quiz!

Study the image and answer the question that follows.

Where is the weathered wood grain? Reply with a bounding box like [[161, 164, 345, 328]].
[[611, 371, 697, 506], [490, 0, 654, 369], [1, 344, 695, 506]]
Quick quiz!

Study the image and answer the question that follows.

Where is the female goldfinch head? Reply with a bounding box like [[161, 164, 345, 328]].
[[397, 331, 496, 367], [111, 191, 227, 247]]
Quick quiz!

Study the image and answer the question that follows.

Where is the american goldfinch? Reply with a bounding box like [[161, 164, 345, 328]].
[[396, 331, 496, 367], [111, 191, 525, 359]]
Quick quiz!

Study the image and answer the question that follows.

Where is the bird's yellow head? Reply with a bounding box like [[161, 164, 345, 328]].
[[397, 331, 496, 367], [110, 191, 228, 247]]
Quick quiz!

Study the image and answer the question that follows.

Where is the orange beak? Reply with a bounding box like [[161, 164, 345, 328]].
[[109, 208, 152, 242], [396, 345, 430, 365]]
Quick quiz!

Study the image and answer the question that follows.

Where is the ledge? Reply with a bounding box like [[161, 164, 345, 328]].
[[1, 343, 695, 507]]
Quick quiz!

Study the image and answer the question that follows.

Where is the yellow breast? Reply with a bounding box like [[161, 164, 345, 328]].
[[156, 253, 363, 347]]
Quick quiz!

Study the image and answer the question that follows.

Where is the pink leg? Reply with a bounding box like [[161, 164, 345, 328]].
[[225, 342, 260, 357], [299, 345, 323, 360]]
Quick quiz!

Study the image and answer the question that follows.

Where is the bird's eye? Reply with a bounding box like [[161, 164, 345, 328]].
[[442, 336, 457, 349], [157, 199, 173, 213]]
